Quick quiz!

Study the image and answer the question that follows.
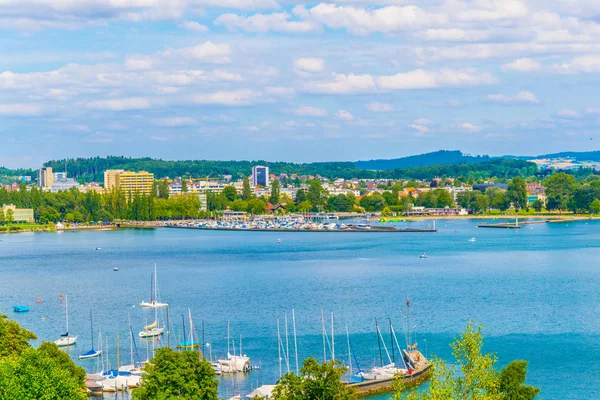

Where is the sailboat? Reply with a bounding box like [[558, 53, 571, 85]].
[[178, 310, 201, 350], [79, 310, 102, 359], [55, 295, 77, 347], [217, 321, 250, 373], [120, 313, 145, 375], [140, 263, 168, 308]]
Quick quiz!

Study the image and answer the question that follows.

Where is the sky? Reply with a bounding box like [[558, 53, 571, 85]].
[[1, 0, 600, 168]]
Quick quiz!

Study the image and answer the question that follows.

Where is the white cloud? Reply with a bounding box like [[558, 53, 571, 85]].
[[298, 4, 447, 35], [409, 124, 429, 133], [413, 118, 431, 125], [87, 97, 151, 111], [160, 42, 232, 64], [417, 29, 490, 42], [124, 55, 154, 71], [335, 110, 354, 120], [376, 69, 498, 90], [0, 103, 43, 116], [502, 58, 542, 72], [151, 117, 197, 127], [458, 123, 483, 132], [556, 109, 581, 118], [454, 0, 529, 22], [487, 90, 540, 104], [0, 0, 280, 31], [294, 57, 325, 74], [366, 102, 394, 112], [295, 106, 328, 117], [265, 86, 295, 96], [308, 73, 376, 94], [194, 89, 258, 106], [215, 12, 320, 33], [553, 55, 600, 73], [179, 21, 209, 33]]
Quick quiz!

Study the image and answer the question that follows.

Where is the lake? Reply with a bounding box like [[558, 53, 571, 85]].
[[1, 219, 599, 399]]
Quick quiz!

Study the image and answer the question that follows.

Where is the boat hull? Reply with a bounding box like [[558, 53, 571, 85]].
[[138, 327, 164, 338], [79, 350, 102, 359], [140, 301, 168, 308], [55, 336, 78, 347]]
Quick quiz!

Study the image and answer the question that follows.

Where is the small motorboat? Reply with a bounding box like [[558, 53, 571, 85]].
[[113, 267, 119, 271], [95, 247, 102, 251], [277, 239, 281, 243], [419, 253, 428, 259], [468, 237, 476, 242], [13, 305, 29, 313]]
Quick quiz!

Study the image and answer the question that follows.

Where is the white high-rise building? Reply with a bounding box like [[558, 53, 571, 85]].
[[251, 165, 269, 187]]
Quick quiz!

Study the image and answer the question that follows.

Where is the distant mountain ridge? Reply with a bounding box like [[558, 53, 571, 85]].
[[354, 150, 493, 170]]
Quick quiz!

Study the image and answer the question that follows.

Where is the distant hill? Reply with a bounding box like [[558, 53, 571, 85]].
[[354, 150, 492, 170], [533, 151, 600, 161]]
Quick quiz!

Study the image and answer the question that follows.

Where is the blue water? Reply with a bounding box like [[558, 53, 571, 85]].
[[1, 219, 600, 399]]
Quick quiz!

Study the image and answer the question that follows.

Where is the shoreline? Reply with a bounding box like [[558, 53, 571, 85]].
[[0, 214, 595, 235]]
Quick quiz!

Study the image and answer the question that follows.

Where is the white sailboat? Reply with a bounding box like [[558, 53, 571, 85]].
[[79, 310, 101, 359], [217, 321, 250, 373], [140, 263, 168, 308], [55, 295, 77, 347]]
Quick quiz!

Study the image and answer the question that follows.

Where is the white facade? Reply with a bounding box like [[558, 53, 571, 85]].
[[251, 165, 269, 187]]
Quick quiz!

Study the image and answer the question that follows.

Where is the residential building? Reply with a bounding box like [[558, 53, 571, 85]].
[[50, 177, 80, 193], [104, 169, 125, 190], [252, 165, 269, 187], [38, 167, 53, 189], [526, 183, 545, 196], [472, 183, 508, 192], [2, 204, 34, 223], [104, 170, 154, 195]]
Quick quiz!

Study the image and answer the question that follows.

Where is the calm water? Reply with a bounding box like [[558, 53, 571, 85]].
[[1, 219, 600, 399]]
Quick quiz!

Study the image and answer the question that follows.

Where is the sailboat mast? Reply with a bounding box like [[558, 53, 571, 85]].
[[284, 314, 290, 373], [128, 313, 134, 366], [227, 321, 231, 355], [389, 318, 394, 363], [321, 308, 327, 362], [375, 318, 383, 367], [331, 312, 335, 361], [346, 325, 352, 376], [65, 295, 69, 336], [292, 309, 299, 374], [89, 310, 93, 350], [276, 318, 282, 378], [116, 332, 120, 370]]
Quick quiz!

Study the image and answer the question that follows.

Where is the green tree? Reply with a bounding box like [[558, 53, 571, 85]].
[[394, 321, 502, 400], [298, 200, 313, 213], [181, 179, 188, 193], [242, 176, 252, 201], [307, 180, 324, 211], [591, 199, 600, 214], [247, 198, 267, 215], [222, 186, 238, 203], [0, 346, 87, 400], [5, 208, 13, 224], [132, 348, 218, 400], [295, 189, 307, 205], [157, 180, 170, 199], [0, 314, 37, 358], [498, 360, 540, 400], [269, 180, 281, 204], [543, 172, 577, 211], [231, 199, 248, 212], [0, 209, 4, 225], [273, 357, 356, 400], [507, 177, 528, 211], [531, 199, 543, 212]]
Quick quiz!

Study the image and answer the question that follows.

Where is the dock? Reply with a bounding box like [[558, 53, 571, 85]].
[[164, 225, 437, 233]]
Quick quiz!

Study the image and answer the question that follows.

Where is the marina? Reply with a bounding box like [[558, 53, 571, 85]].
[[1, 219, 600, 399]]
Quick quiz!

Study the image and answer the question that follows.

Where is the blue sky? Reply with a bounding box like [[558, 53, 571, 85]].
[[2, 0, 600, 168]]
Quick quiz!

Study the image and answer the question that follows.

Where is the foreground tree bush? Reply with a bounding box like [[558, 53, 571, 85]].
[[394, 321, 539, 400], [132, 348, 218, 400], [0, 314, 37, 358], [273, 357, 356, 400]]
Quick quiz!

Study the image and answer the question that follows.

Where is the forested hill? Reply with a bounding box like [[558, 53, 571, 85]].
[[355, 150, 492, 170], [43, 157, 374, 181], [42, 156, 537, 182], [535, 151, 600, 161]]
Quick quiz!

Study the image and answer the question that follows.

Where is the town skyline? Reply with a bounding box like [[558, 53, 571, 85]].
[[3, 1, 600, 168]]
